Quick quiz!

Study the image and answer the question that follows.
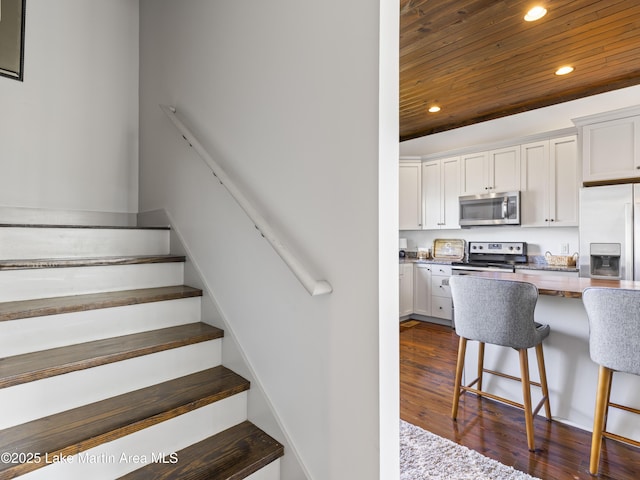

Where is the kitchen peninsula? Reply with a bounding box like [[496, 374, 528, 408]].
[[461, 271, 640, 441]]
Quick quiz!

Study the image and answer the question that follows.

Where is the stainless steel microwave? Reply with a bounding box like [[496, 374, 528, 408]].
[[458, 191, 520, 227]]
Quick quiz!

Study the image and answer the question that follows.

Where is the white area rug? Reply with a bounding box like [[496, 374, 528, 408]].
[[400, 420, 541, 480]]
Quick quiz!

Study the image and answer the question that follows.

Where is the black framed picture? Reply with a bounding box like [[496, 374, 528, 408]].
[[0, 0, 26, 81]]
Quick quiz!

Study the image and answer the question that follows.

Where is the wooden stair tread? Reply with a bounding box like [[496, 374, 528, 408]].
[[0, 254, 186, 271], [0, 322, 223, 388], [0, 285, 202, 322], [0, 366, 249, 479], [119, 421, 284, 480], [0, 224, 170, 230]]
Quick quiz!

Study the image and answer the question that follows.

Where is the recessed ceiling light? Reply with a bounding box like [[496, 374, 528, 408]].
[[428, 106, 441, 113], [524, 6, 547, 21], [555, 66, 574, 75]]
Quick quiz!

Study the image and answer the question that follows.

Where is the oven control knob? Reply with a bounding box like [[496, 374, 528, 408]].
[[509, 246, 514, 250], [516, 246, 521, 250]]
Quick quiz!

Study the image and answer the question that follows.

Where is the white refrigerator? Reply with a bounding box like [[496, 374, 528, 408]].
[[579, 184, 640, 280]]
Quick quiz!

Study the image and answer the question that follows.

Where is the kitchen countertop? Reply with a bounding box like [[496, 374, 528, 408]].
[[468, 271, 640, 298], [399, 257, 579, 273], [399, 257, 453, 265], [514, 263, 579, 273]]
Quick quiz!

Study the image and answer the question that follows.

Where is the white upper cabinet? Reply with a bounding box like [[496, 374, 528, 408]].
[[422, 156, 460, 230], [460, 151, 488, 195], [520, 141, 548, 227], [399, 161, 422, 230], [521, 135, 578, 227], [422, 161, 441, 229], [441, 157, 461, 229], [574, 107, 640, 184], [460, 146, 520, 195], [549, 136, 579, 226]]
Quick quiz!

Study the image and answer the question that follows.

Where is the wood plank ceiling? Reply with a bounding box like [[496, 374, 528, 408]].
[[400, 0, 640, 141]]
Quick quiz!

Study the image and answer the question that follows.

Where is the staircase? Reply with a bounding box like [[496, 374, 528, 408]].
[[0, 224, 283, 480]]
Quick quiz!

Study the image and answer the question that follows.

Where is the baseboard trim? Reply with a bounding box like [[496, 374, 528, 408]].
[[0, 206, 136, 226]]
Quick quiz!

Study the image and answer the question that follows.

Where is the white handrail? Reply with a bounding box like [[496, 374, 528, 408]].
[[160, 105, 332, 296]]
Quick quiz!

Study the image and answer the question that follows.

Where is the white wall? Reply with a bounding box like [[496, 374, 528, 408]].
[[400, 226, 579, 260], [138, 1, 398, 480], [400, 85, 640, 157], [0, 0, 139, 215]]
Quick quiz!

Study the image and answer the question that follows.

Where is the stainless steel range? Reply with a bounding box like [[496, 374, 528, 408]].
[[451, 241, 527, 273]]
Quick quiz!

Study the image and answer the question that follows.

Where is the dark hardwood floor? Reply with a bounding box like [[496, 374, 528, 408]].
[[400, 320, 640, 480]]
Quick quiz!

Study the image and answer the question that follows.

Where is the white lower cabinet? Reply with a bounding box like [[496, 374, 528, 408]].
[[399, 263, 414, 318], [413, 263, 432, 316], [430, 265, 452, 320], [408, 263, 452, 321]]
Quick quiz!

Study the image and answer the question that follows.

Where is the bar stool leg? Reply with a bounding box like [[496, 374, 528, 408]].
[[603, 365, 613, 433], [477, 342, 485, 391], [452, 337, 467, 420], [590, 365, 613, 475], [519, 348, 536, 451], [535, 343, 552, 420]]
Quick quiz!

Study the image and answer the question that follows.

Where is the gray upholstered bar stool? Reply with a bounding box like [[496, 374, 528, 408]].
[[582, 287, 640, 476], [449, 275, 552, 451]]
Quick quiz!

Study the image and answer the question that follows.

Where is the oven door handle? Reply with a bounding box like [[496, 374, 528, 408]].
[[502, 197, 508, 218]]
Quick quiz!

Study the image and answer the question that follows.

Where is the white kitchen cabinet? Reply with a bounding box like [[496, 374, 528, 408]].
[[460, 151, 488, 195], [422, 156, 460, 230], [521, 135, 578, 227], [579, 115, 640, 184], [430, 264, 452, 320], [399, 161, 422, 230], [399, 262, 414, 318], [460, 146, 520, 195], [413, 263, 432, 316]]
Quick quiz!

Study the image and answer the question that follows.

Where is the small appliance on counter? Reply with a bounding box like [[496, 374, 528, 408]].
[[451, 241, 527, 273], [399, 238, 408, 258]]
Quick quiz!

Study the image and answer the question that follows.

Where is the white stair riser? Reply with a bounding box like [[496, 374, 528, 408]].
[[0, 263, 184, 302], [17, 392, 248, 480], [0, 341, 222, 429], [0, 297, 202, 356], [0, 227, 170, 259], [246, 460, 281, 480]]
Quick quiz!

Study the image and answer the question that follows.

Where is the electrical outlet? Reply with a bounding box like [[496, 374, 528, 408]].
[[560, 243, 570, 254]]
